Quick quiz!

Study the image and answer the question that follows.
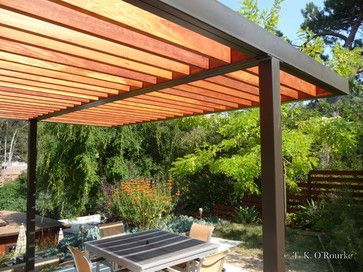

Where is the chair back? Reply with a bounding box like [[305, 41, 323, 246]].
[[189, 223, 214, 242], [99, 222, 125, 238], [199, 252, 226, 272], [68, 246, 92, 272]]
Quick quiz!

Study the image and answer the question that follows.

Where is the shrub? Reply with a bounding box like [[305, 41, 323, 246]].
[[234, 206, 260, 224], [42, 226, 100, 260], [295, 194, 363, 270], [109, 179, 175, 229], [311, 194, 363, 271], [156, 215, 215, 234], [0, 175, 26, 212], [294, 199, 322, 228]]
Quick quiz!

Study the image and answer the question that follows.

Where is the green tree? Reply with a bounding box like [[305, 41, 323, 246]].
[[237, 0, 284, 35], [301, 0, 363, 49]]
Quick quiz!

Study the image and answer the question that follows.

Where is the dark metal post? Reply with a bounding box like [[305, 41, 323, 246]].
[[259, 57, 285, 271], [25, 119, 37, 272]]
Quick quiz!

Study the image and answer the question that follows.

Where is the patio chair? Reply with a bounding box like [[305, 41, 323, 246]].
[[189, 223, 214, 242], [196, 251, 226, 272], [68, 246, 92, 272], [69, 246, 126, 272], [99, 221, 125, 238], [172, 223, 215, 271], [169, 251, 226, 272]]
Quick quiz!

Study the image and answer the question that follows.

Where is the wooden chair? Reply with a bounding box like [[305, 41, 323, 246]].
[[170, 251, 226, 272], [189, 223, 214, 242], [172, 223, 215, 271], [99, 222, 124, 238], [196, 252, 226, 272], [68, 246, 92, 272], [69, 246, 126, 272]]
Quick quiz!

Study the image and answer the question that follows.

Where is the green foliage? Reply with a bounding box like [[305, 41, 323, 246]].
[[234, 206, 260, 224], [156, 215, 215, 234], [294, 200, 322, 229], [42, 226, 100, 259], [172, 108, 325, 201], [0, 175, 26, 212], [311, 195, 363, 271], [237, 0, 284, 34], [301, 0, 363, 48]]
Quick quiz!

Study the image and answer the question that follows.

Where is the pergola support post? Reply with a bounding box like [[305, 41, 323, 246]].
[[25, 119, 37, 272], [259, 57, 285, 272]]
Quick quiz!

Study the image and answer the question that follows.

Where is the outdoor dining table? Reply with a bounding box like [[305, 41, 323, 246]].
[[84, 229, 219, 272]]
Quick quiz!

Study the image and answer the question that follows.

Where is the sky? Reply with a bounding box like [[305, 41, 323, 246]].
[[218, 0, 324, 43]]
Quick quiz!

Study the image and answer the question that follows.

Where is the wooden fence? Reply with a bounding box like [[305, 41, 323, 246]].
[[212, 170, 363, 220]]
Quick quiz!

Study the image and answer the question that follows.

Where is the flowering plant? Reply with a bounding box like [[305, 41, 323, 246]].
[[110, 179, 176, 229]]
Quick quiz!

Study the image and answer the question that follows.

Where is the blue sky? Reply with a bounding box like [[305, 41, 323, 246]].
[[218, 0, 324, 43]]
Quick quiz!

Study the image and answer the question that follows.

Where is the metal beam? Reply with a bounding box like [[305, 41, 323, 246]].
[[25, 119, 37, 272], [259, 57, 285, 272], [37, 56, 267, 121], [129, 0, 348, 96]]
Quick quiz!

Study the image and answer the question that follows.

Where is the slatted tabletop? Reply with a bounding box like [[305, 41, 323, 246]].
[[85, 229, 218, 272]]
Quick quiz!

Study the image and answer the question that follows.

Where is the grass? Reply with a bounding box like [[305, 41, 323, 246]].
[[214, 223, 331, 272]]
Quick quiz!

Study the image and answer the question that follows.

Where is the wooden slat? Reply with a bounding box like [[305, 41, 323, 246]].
[[53, 114, 156, 123], [0, 26, 175, 79], [206, 75, 259, 95], [301, 183, 363, 190], [0, 107, 51, 115], [0, 38, 158, 83], [47, 118, 117, 127], [73, 109, 167, 120], [0, 95, 71, 108], [0, 59, 142, 88], [51, 113, 159, 124], [0, 76, 115, 97], [144, 93, 215, 111], [60, 0, 247, 63], [102, 104, 178, 117], [0, 81, 104, 100], [0, 102, 58, 112], [0, 9, 190, 75], [72, 106, 171, 118], [310, 170, 363, 176], [0, 98, 67, 109], [0, 86, 89, 103], [162, 88, 233, 109], [189, 80, 259, 103], [0, 0, 210, 68], [177, 84, 252, 106], [113, 100, 185, 116], [126, 97, 199, 114], [311, 177, 363, 183], [0, 67, 127, 94], [153, 90, 228, 110], [0, 90, 82, 105]]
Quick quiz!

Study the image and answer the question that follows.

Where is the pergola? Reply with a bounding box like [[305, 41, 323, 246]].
[[0, 0, 348, 271]]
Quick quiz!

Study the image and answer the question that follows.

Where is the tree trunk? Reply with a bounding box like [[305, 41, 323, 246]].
[[3, 121, 8, 165], [8, 128, 18, 165]]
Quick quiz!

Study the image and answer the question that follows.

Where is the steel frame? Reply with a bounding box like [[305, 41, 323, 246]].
[[21, 1, 350, 271], [259, 58, 285, 271], [25, 119, 37, 272]]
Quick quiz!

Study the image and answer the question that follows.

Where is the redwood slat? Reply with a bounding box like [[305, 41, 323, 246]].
[[59, 0, 236, 63], [0, 59, 142, 88], [0, 0, 210, 69], [0, 8, 190, 75], [0, 38, 158, 83]]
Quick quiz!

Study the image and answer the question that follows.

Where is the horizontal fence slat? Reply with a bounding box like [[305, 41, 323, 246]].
[[310, 176, 363, 183], [211, 170, 363, 219], [310, 170, 363, 176]]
